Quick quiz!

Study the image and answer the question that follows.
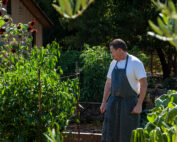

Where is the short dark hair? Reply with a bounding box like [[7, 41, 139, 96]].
[[109, 39, 128, 51]]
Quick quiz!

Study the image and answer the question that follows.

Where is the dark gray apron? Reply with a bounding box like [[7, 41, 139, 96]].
[[101, 55, 140, 142]]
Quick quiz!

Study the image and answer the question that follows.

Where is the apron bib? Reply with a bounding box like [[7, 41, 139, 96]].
[[101, 55, 140, 142]]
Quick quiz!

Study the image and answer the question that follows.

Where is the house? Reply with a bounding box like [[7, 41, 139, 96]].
[[6, 0, 53, 47]]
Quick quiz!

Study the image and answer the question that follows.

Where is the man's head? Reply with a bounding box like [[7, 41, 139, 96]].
[[109, 39, 127, 51], [109, 39, 127, 61]]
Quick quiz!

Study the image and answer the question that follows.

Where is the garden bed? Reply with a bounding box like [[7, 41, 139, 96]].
[[63, 132, 101, 142], [66, 123, 102, 133], [64, 122, 102, 142]]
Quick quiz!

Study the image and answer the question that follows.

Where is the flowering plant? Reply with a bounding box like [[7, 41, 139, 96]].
[[0, 0, 37, 71]]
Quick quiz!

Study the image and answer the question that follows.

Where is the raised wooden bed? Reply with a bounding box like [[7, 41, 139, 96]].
[[63, 132, 101, 142]]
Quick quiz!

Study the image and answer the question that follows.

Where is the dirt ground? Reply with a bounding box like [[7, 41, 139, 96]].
[[66, 123, 103, 133]]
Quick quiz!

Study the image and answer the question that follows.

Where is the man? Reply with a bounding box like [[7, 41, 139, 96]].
[[100, 39, 147, 142]]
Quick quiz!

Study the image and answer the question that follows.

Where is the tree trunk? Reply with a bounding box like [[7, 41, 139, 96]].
[[156, 48, 170, 79], [172, 53, 177, 76], [167, 52, 173, 76]]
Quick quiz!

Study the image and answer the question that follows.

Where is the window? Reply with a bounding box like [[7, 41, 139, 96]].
[[32, 31, 36, 47], [7, 0, 11, 15]]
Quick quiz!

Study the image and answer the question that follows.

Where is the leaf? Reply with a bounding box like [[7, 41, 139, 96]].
[[75, 0, 82, 13], [17, 135, 25, 142], [79, 103, 84, 109], [52, 4, 71, 18], [147, 31, 173, 41], [81, 0, 87, 8], [147, 113, 157, 123], [155, 97, 163, 107], [1, 8, 7, 12], [159, 13, 168, 25], [168, 101, 175, 108], [166, 107, 177, 125], [145, 122, 156, 133], [148, 20, 163, 35], [130, 129, 137, 142], [157, 17, 170, 35], [58, 0, 65, 12], [11, 55, 15, 64], [59, 0, 73, 16], [149, 130, 156, 142], [0, 18, 5, 27], [44, 134, 54, 142], [168, 0, 176, 13]]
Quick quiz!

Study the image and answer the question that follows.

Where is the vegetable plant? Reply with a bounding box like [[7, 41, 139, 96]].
[[131, 90, 177, 142]]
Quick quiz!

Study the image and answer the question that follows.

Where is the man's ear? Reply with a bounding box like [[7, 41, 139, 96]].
[[118, 48, 122, 52]]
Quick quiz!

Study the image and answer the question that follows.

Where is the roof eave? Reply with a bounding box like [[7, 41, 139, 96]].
[[20, 0, 54, 28]]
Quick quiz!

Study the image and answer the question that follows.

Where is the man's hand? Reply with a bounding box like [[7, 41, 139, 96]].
[[131, 104, 142, 114], [100, 103, 107, 114], [100, 78, 111, 114], [131, 77, 147, 114]]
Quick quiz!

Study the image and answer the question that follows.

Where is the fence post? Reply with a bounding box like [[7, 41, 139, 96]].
[[150, 51, 153, 75], [38, 68, 41, 142], [75, 62, 80, 141]]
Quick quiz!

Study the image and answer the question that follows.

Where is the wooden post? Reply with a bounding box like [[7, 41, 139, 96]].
[[150, 51, 153, 75], [38, 68, 41, 142], [75, 62, 80, 141]]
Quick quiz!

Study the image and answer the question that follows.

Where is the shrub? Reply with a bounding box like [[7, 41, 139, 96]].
[[131, 90, 177, 141], [58, 49, 81, 76], [0, 42, 78, 141], [129, 46, 149, 67], [0, 1, 37, 72], [80, 45, 111, 102], [163, 77, 177, 90]]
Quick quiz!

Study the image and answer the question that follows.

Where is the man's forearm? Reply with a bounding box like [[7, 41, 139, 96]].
[[102, 80, 111, 103], [137, 78, 148, 106]]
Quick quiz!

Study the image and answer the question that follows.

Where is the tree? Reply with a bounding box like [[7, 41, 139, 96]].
[[37, 0, 176, 78], [148, 0, 177, 78]]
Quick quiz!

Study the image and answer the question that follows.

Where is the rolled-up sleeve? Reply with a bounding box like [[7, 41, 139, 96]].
[[107, 60, 115, 79], [134, 61, 147, 80]]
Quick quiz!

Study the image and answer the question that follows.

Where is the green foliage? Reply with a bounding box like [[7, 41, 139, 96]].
[[0, 41, 78, 141], [38, 0, 157, 53], [0, 2, 78, 141], [129, 46, 149, 67], [44, 123, 64, 142], [0, 4, 37, 72], [147, 77, 156, 88], [163, 77, 177, 89], [131, 90, 177, 142], [36, 0, 175, 78], [52, 0, 94, 19], [80, 45, 111, 102], [148, 0, 177, 49], [58, 49, 81, 75], [54, 0, 116, 49]]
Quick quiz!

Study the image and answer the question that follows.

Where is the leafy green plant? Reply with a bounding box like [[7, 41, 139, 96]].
[[148, 0, 177, 49], [0, 1, 79, 141], [80, 44, 111, 102], [129, 46, 149, 67], [147, 77, 156, 88], [0, 41, 79, 141], [44, 123, 64, 142], [131, 90, 177, 142], [163, 77, 177, 89], [0, 1, 37, 72], [58, 49, 81, 76]]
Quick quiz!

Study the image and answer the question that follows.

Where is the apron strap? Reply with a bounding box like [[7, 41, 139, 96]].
[[114, 54, 129, 69], [125, 54, 129, 70], [115, 61, 119, 69]]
